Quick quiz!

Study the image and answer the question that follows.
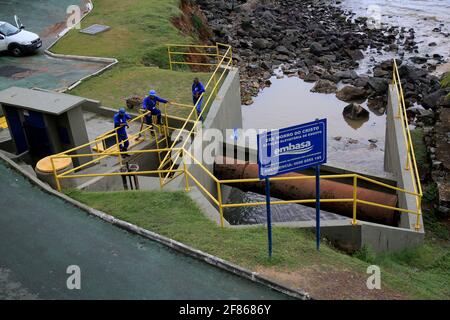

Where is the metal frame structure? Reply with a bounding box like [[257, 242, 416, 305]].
[[49, 49, 423, 231]]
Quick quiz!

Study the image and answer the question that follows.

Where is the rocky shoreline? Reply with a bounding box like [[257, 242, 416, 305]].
[[193, 0, 450, 216]]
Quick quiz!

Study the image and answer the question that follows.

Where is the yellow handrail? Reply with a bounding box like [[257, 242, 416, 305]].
[[392, 59, 423, 230], [48, 49, 423, 233]]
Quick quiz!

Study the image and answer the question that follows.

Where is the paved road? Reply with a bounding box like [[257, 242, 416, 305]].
[[0, 161, 289, 300], [0, 0, 106, 91]]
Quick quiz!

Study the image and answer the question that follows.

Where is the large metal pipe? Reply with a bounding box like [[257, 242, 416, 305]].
[[214, 159, 400, 226]]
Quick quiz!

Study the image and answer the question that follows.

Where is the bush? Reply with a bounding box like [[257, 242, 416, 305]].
[[353, 245, 376, 264]]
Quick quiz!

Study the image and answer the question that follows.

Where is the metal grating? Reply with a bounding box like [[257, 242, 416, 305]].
[[79, 24, 111, 35]]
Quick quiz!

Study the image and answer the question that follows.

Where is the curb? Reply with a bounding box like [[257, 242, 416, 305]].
[[43, 0, 119, 93], [0, 153, 310, 300]]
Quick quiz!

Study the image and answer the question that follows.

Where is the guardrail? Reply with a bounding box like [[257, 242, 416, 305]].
[[50, 145, 422, 229], [157, 43, 233, 187], [48, 52, 423, 231], [392, 59, 423, 229]]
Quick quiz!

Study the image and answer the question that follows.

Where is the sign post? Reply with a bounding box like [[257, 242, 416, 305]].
[[257, 119, 327, 256], [265, 177, 272, 258], [315, 165, 321, 251]]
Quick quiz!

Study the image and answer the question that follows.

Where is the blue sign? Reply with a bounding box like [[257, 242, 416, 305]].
[[257, 119, 327, 179]]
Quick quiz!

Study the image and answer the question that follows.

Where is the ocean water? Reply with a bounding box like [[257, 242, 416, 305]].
[[339, 0, 450, 74]]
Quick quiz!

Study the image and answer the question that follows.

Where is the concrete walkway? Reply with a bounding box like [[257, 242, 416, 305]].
[[0, 161, 288, 300]]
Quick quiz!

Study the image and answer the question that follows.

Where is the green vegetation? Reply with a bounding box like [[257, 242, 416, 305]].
[[442, 72, 450, 99], [52, 0, 189, 67], [69, 66, 210, 117], [442, 72, 450, 88], [52, 0, 211, 111], [69, 190, 450, 299], [410, 128, 427, 168]]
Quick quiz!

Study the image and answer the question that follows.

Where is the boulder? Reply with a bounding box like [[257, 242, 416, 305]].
[[309, 42, 325, 56], [311, 79, 338, 94], [126, 95, 142, 110], [276, 45, 291, 55], [303, 73, 320, 83], [354, 76, 369, 88], [410, 56, 428, 64], [422, 89, 450, 109], [344, 49, 364, 60], [335, 70, 358, 80], [398, 64, 428, 80], [336, 86, 368, 102], [367, 77, 389, 94], [343, 103, 370, 121], [253, 38, 270, 50], [367, 96, 387, 115]]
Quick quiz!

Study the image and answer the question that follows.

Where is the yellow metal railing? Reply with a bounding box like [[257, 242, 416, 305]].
[[48, 50, 423, 231], [158, 43, 233, 187], [50, 145, 422, 229], [392, 59, 423, 229]]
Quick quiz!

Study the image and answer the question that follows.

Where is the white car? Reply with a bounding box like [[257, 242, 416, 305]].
[[0, 16, 42, 57]]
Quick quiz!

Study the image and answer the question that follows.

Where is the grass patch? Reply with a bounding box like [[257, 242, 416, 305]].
[[52, 0, 213, 112], [52, 0, 191, 67], [69, 190, 450, 299], [69, 65, 210, 117]]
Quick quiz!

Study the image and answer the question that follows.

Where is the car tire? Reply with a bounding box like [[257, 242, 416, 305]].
[[9, 45, 23, 57]]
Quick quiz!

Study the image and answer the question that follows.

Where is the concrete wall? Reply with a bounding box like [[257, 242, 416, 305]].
[[176, 68, 243, 207], [384, 84, 424, 232], [321, 220, 425, 253]]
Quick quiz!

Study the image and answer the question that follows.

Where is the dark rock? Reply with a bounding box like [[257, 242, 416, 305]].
[[336, 86, 368, 102], [309, 42, 325, 56], [367, 77, 389, 94], [335, 70, 358, 80], [422, 89, 450, 109], [367, 96, 387, 115], [410, 56, 428, 64], [354, 76, 369, 88], [253, 38, 270, 50], [437, 95, 450, 108], [276, 45, 291, 55], [311, 79, 338, 94], [344, 49, 364, 60], [398, 64, 428, 79], [126, 95, 142, 110], [373, 67, 390, 77], [304, 73, 320, 82], [343, 103, 370, 121]]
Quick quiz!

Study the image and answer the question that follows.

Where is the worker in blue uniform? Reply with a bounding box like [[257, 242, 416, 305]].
[[192, 77, 206, 121], [142, 90, 168, 126], [114, 108, 132, 153]]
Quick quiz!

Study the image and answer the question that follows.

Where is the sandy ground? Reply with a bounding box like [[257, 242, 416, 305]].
[[257, 266, 407, 300]]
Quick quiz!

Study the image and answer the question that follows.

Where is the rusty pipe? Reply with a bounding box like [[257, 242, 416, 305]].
[[214, 159, 399, 226]]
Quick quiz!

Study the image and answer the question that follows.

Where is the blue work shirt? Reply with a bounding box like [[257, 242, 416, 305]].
[[142, 95, 168, 111], [114, 112, 131, 136], [192, 82, 206, 98]]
